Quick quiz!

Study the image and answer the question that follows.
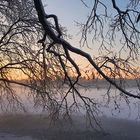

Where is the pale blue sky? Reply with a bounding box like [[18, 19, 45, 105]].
[[44, 0, 130, 33], [44, 0, 89, 35], [43, 0, 96, 67], [42, 0, 140, 67], [43, 0, 136, 45]]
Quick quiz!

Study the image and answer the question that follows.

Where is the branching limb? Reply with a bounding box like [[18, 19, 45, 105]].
[[33, 0, 140, 100]]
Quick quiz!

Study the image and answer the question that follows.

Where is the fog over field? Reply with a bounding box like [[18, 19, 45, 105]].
[[0, 79, 140, 140], [0, 114, 140, 140]]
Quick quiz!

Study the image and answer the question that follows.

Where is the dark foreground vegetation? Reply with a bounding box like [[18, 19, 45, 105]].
[[0, 114, 140, 140]]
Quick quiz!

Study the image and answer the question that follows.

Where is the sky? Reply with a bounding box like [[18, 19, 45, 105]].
[[44, 0, 130, 35], [44, 0, 129, 27], [43, 0, 96, 68], [42, 0, 140, 69], [44, 0, 89, 30]]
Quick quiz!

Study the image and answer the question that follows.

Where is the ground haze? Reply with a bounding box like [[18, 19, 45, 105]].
[[0, 114, 140, 140]]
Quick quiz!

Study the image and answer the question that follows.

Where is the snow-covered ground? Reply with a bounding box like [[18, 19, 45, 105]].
[[0, 114, 140, 140], [0, 133, 36, 140]]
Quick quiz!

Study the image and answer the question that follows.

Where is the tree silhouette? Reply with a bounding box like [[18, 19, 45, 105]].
[[0, 0, 140, 125]]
